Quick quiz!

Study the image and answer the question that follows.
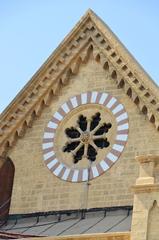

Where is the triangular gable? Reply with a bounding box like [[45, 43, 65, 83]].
[[0, 9, 159, 156]]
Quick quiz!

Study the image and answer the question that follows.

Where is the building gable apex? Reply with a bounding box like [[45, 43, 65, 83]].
[[0, 9, 159, 156]]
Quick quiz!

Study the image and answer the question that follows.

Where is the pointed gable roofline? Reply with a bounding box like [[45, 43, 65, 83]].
[[0, 9, 159, 156]]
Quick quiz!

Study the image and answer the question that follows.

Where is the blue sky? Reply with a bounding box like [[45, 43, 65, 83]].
[[0, 1, 159, 113]]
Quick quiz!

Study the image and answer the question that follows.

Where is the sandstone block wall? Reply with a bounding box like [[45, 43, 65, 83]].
[[9, 56, 159, 214]]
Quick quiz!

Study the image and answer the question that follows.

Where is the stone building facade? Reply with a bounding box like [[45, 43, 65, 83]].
[[0, 9, 159, 240]]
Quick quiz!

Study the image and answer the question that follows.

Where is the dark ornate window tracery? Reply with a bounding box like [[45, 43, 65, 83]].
[[63, 112, 112, 164]]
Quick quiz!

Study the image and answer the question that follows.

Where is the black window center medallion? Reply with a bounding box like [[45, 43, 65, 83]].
[[63, 112, 112, 164]]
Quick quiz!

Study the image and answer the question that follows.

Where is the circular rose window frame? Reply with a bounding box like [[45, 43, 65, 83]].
[[42, 92, 129, 182]]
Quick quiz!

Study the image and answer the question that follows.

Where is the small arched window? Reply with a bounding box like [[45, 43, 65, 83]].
[[0, 157, 15, 226]]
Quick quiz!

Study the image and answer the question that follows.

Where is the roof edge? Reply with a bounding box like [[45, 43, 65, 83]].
[[0, 9, 92, 118], [88, 10, 159, 97]]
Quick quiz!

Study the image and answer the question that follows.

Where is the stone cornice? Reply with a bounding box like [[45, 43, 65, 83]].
[[136, 155, 159, 164], [88, 10, 159, 97], [132, 184, 159, 193], [0, 9, 159, 156], [23, 232, 130, 240]]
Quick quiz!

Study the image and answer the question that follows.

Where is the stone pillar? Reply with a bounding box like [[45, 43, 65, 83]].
[[131, 155, 159, 240]]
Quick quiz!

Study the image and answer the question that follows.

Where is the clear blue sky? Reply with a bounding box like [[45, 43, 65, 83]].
[[0, 1, 159, 113]]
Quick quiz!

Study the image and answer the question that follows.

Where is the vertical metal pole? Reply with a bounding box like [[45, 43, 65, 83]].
[[80, 160, 91, 217]]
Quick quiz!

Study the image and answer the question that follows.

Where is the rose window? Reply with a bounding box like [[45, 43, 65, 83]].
[[42, 92, 129, 182], [63, 112, 112, 164]]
